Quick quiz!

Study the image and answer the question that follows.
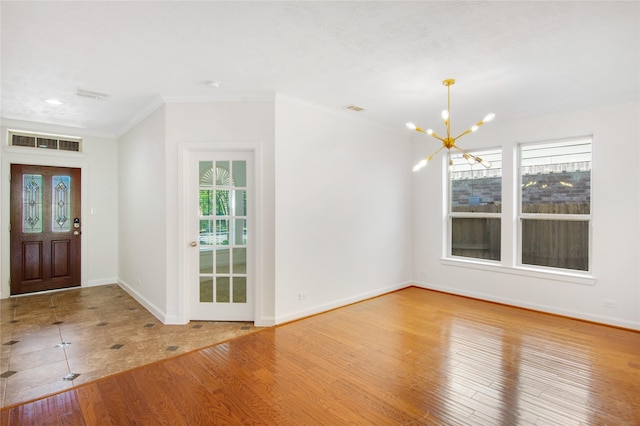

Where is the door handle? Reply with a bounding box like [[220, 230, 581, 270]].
[[189, 241, 198, 247]]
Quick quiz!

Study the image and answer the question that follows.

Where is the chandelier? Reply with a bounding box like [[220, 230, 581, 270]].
[[407, 78, 495, 172]]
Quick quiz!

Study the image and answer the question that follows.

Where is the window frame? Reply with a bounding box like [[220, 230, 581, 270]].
[[516, 137, 593, 274], [446, 147, 503, 263]]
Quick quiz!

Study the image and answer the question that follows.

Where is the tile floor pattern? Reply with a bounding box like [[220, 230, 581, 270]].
[[0, 284, 259, 408]]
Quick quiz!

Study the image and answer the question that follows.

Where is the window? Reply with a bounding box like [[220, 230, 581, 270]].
[[449, 148, 502, 261], [518, 138, 591, 272]]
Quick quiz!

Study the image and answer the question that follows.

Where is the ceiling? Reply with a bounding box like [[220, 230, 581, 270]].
[[1, 1, 638, 138]]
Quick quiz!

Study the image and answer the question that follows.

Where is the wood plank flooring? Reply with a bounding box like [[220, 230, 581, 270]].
[[2, 287, 639, 425]]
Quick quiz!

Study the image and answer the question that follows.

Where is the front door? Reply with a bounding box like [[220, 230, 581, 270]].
[[10, 164, 81, 295], [190, 152, 253, 321]]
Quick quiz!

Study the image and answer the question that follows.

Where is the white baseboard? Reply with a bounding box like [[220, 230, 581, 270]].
[[274, 281, 412, 325], [413, 281, 640, 331], [254, 316, 276, 327], [87, 277, 118, 287], [117, 279, 172, 324]]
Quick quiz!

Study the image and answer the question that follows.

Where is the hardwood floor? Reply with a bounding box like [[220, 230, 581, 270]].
[[2, 287, 639, 425]]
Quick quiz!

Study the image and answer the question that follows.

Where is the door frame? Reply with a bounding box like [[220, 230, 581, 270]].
[[1, 146, 89, 299], [177, 141, 265, 325]]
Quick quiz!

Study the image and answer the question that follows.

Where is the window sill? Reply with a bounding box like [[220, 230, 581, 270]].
[[440, 257, 596, 286]]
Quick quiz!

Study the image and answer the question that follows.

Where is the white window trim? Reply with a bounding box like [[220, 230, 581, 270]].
[[440, 257, 596, 285], [446, 148, 503, 261], [441, 137, 595, 285], [517, 137, 593, 274]]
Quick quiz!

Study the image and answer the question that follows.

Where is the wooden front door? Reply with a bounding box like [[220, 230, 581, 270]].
[[10, 164, 81, 295]]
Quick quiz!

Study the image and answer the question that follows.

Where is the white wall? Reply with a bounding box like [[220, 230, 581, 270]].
[[164, 100, 276, 325], [117, 106, 168, 318], [8, 97, 635, 332], [116, 96, 412, 326], [412, 101, 640, 329], [274, 95, 413, 323], [0, 119, 118, 298]]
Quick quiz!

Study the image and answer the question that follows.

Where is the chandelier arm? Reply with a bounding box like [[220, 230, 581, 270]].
[[446, 82, 452, 139], [451, 144, 474, 158], [428, 130, 445, 142], [453, 129, 473, 141], [428, 145, 447, 159]]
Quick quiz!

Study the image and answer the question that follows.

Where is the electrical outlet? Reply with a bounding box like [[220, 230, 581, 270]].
[[298, 292, 307, 301], [602, 299, 617, 309]]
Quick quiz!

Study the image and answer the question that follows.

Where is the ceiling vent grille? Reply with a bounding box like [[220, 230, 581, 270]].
[[345, 104, 365, 112], [76, 88, 110, 100]]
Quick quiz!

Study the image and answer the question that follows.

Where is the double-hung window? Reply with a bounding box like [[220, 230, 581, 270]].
[[449, 148, 502, 261], [518, 138, 592, 272]]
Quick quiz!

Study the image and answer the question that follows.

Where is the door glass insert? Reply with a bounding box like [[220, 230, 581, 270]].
[[216, 277, 230, 303], [233, 277, 247, 303], [52, 176, 71, 232], [199, 219, 213, 273], [234, 219, 247, 245], [216, 248, 230, 274], [216, 190, 230, 216], [200, 277, 213, 303], [232, 161, 246, 187], [216, 161, 231, 185], [232, 248, 246, 274], [233, 190, 246, 216], [22, 174, 43, 233], [198, 160, 248, 304]]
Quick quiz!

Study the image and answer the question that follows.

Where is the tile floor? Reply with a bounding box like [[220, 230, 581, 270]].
[[0, 284, 259, 408]]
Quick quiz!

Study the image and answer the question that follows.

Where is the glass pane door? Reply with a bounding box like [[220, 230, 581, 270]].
[[192, 153, 252, 321]]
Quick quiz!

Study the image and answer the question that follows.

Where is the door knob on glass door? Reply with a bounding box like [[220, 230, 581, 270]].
[[189, 241, 198, 247]]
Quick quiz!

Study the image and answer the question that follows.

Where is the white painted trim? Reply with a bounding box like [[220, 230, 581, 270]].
[[118, 279, 187, 325], [274, 281, 412, 325], [116, 95, 165, 138], [117, 93, 278, 138], [2, 118, 116, 139], [440, 257, 596, 285], [87, 277, 118, 287], [413, 281, 639, 330], [162, 92, 276, 104], [254, 317, 276, 327], [1, 147, 89, 299]]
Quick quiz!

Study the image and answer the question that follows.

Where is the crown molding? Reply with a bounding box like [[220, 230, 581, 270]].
[[115, 95, 166, 138], [0, 118, 116, 140], [161, 91, 276, 104]]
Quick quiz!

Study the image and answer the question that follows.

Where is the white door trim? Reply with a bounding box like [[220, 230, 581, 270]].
[[177, 141, 264, 324], [1, 147, 89, 299]]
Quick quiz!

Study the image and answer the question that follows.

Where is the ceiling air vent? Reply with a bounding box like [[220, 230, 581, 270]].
[[76, 88, 110, 100], [345, 104, 365, 112]]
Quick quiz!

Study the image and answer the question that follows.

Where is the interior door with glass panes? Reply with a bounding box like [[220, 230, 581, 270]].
[[190, 153, 252, 321]]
